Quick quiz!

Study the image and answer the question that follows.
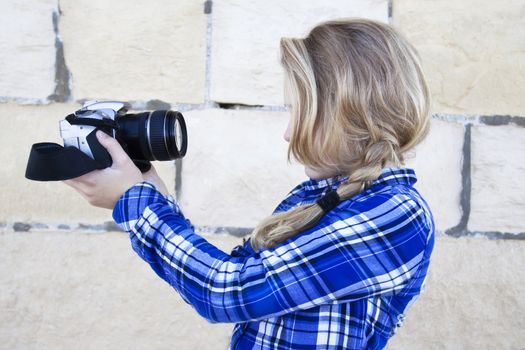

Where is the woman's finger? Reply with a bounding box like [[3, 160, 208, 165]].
[[96, 131, 132, 168]]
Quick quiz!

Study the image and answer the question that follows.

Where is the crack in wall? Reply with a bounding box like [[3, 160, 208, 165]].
[[446, 124, 471, 237], [3, 221, 524, 240], [47, 4, 71, 103], [4, 221, 253, 237], [80, 103, 525, 125], [479, 115, 525, 127], [204, 0, 214, 107], [175, 158, 183, 200]]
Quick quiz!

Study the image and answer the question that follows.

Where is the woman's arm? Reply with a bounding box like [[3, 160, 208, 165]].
[[114, 182, 432, 324]]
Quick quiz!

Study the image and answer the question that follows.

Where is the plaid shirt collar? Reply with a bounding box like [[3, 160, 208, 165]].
[[233, 167, 418, 258], [301, 167, 417, 193]]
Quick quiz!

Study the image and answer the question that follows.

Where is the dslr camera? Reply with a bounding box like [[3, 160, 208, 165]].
[[26, 101, 188, 181]]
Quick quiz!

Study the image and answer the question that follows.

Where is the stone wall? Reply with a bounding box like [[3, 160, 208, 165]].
[[0, 0, 523, 349]]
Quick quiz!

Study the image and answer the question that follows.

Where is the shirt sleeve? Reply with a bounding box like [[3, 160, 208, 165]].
[[113, 182, 432, 324]]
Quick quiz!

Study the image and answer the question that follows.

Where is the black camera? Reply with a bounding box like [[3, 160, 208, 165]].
[[26, 101, 188, 181]]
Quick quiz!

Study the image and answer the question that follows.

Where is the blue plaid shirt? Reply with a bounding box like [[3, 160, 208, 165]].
[[113, 167, 434, 350]]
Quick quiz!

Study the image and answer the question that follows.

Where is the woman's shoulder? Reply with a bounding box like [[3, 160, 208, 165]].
[[343, 169, 432, 219], [321, 179, 435, 251]]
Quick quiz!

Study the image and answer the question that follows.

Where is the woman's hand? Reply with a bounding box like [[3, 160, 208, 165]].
[[64, 131, 143, 209]]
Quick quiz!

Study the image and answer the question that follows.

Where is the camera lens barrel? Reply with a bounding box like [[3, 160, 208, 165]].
[[147, 110, 187, 160], [116, 110, 187, 161]]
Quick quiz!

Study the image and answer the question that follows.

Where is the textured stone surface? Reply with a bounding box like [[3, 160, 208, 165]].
[[393, 0, 525, 115], [60, 0, 206, 104], [0, 231, 238, 350], [0, 103, 175, 227], [405, 119, 464, 231], [389, 236, 525, 350], [210, 0, 388, 106], [177, 109, 305, 228], [0, 0, 57, 101], [1, 233, 523, 349], [469, 125, 525, 233]]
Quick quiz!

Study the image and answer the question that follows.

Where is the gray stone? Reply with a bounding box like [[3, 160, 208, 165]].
[[13, 223, 31, 232]]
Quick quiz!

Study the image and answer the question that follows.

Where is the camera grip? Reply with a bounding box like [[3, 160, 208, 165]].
[[86, 129, 113, 168], [87, 129, 152, 173], [133, 160, 152, 173]]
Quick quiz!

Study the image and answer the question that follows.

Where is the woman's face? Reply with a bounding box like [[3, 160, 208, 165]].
[[283, 118, 336, 180]]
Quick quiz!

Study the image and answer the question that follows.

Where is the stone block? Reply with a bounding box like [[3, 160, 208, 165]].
[[393, 0, 525, 115], [177, 109, 306, 228], [0, 0, 57, 101], [210, 0, 388, 106], [469, 124, 525, 233], [389, 236, 525, 349], [0, 103, 175, 227], [60, 0, 207, 104], [0, 230, 237, 349], [405, 119, 464, 232]]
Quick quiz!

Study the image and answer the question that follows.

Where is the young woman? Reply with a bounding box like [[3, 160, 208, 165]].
[[66, 18, 434, 350]]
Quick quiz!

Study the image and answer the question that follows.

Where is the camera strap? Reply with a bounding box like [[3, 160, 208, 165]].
[[25, 129, 113, 181], [316, 189, 341, 213], [65, 114, 119, 129]]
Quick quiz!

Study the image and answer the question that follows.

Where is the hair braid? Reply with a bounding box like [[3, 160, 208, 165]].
[[251, 140, 399, 251], [336, 140, 400, 202]]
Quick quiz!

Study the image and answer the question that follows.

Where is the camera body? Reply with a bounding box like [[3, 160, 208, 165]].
[[60, 101, 127, 160], [59, 100, 187, 172]]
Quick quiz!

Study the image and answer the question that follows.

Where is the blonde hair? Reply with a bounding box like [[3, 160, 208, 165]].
[[251, 18, 430, 251]]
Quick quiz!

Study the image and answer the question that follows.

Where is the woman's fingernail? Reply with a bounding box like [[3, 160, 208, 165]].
[[97, 130, 109, 139]]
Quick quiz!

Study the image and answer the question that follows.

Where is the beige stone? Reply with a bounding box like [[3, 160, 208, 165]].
[[389, 236, 525, 350], [0, 103, 175, 227], [1, 232, 523, 349], [175, 111, 464, 232], [0, 0, 57, 101], [60, 0, 207, 104], [0, 230, 237, 350], [405, 119, 464, 232], [210, 0, 388, 106], [469, 125, 525, 233], [177, 109, 306, 228], [393, 0, 525, 115]]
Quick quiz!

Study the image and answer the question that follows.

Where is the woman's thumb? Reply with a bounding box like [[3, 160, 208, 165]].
[[96, 130, 130, 167]]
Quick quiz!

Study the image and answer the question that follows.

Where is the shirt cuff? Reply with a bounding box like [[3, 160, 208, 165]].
[[112, 181, 170, 232]]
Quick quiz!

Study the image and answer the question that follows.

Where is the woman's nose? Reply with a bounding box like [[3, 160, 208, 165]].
[[283, 120, 291, 142]]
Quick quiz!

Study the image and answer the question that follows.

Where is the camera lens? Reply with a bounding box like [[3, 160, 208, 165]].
[[116, 110, 187, 161]]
